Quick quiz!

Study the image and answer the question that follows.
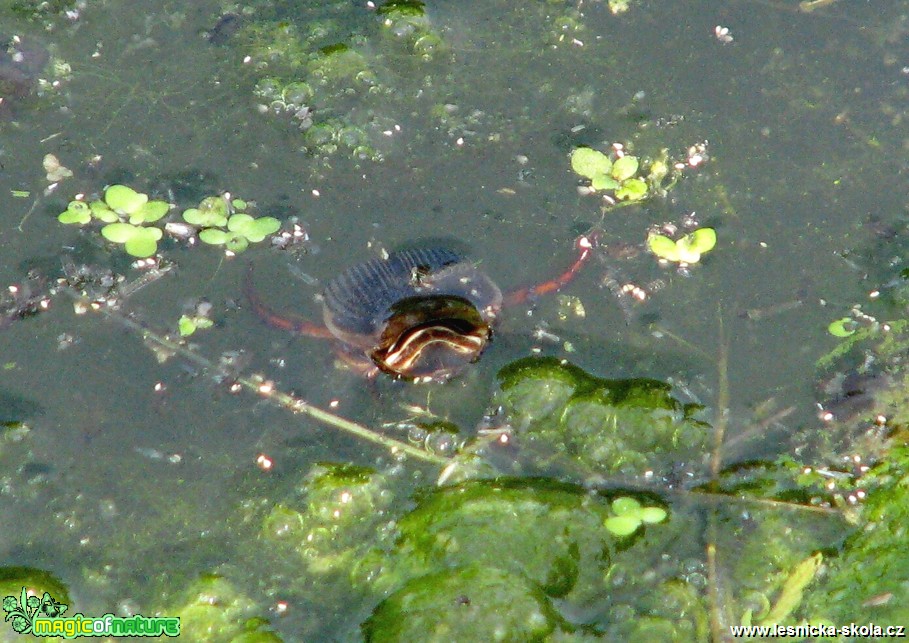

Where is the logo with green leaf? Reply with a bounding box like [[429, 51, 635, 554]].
[[3, 588, 68, 634]]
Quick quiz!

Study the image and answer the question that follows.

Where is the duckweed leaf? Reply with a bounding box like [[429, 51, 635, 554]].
[[611, 155, 639, 181], [640, 507, 668, 524], [648, 228, 716, 264], [124, 228, 162, 258], [178, 315, 213, 337], [615, 177, 648, 201], [225, 234, 250, 253], [128, 200, 170, 225], [102, 223, 162, 257], [647, 233, 681, 262], [58, 201, 91, 225], [200, 228, 252, 254], [183, 206, 228, 228], [603, 496, 666, 536], [827, 318, 856, 337], [90, 201, 119, 223], [199, 229, 230, 245], [685, 227, 717, 255], [226, 213, 255, 233], [228, 215, 281, 242], [178, 316, 196, 337], [675, 237, 705, 264], [591, 174, 620, 191], [254, 217, 282, 238], [183, 196, 230, 227], [611, 497, 642, 515], [570, 147, 612, 179], [231, 198, 247, 210], [100, 222, 139, 244], [604, 515, 640, 537], [182, 209, 204, 226], [104, 184, 147, 215]]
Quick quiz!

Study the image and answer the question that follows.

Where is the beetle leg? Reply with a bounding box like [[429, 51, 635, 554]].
[[245, 265, 334, 338], [503, 232, 598, 307]]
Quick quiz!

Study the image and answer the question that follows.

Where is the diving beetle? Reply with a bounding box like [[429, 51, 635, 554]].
[[246, 234, 596, 382]]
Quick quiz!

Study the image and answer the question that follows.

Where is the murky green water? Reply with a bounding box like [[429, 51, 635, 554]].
[[0, 0, 906, 640]]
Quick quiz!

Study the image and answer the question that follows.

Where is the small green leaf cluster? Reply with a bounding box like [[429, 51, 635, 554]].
[[827, 317, 857, 338], [58, 185, 285, 259], [58, 184, 171, 258], [570, 147, 650, 201], [178, 315, 214, 337], [183, 196, 280, 255], [647, 228, 716, 264], [603, 496, 667, 537]]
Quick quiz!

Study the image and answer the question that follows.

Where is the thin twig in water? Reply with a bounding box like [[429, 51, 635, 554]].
[[711, 310, 729, 478], [708, 308, 732, 640], [720, 405, 796, 454], [652, 325, 714, 362], [60, 287, 451, 466], [17, 195, 41, 232]]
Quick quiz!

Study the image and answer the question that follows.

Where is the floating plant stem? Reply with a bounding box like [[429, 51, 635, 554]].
[[711, 310, 729, 479], [707, 311, 729, 639], [60, 288, 451, 466], [706, 540, 730, 642]]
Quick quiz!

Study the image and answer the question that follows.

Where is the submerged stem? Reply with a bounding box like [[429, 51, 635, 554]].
[[711, 310, 729, 478], [63, 288, 451, 466]]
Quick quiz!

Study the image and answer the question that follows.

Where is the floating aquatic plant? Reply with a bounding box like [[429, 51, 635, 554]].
[[647, 227, 717, 264], [99, 184, 170, 225], [827, 317, 857, 338], [570, 146, 649, 201], [603, 496, 668, 537], [185, 196, 281, 255], [100, 223, 163, 259], [58, 185, 172, 258], [59, 186, 283, 259], [178, 314, 214, 337], [57, 200, 91, 225], [59, 184, 170, 227], [181, 196, 231, 228]]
